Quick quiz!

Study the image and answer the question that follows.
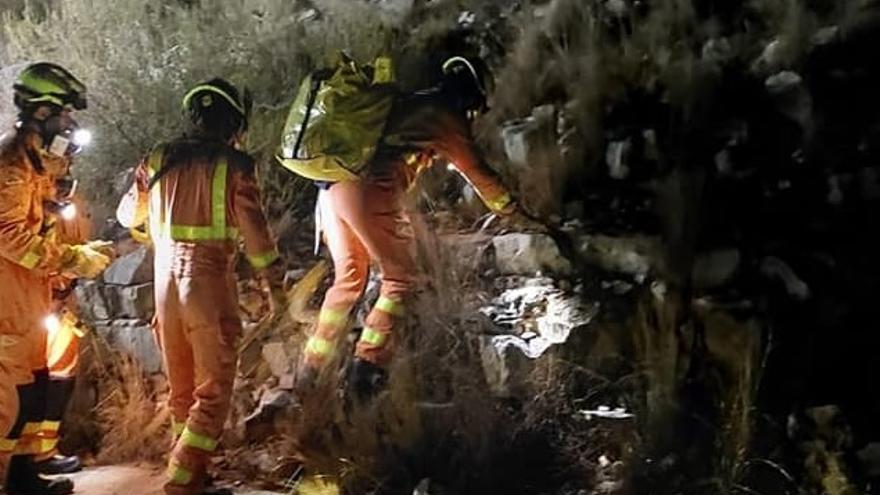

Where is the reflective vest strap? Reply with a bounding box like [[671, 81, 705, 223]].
[[212, 158, 228, 236], [148, 150, 235, 241], [147, 147, 165, 241]]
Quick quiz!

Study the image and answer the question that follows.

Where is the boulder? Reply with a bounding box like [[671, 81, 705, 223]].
[[493, 233, 572, 275], [118, 283, 155, 320], [103, 246, 153, 285], [75, 280, 111, 321], [479, 279, 598, 397], [576, 234, 663, 281]]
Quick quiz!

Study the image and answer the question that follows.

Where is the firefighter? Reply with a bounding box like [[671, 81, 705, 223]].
[[116, 78, 285, 495], [25, 186, 93, 475], [0, 62, 112, 495], [298, 56, 520, 401]]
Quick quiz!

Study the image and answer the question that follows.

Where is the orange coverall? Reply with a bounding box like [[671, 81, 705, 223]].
[[20, 193, 93, 461], [117, 137, 281, 495], [0, 131, 73, 464], [303, 92, 513, 369]]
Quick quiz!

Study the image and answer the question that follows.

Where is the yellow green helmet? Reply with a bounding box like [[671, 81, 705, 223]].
[[13, 62, 87, 111]]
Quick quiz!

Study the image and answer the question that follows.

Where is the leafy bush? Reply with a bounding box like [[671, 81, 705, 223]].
[[0, 0, 400, 220]]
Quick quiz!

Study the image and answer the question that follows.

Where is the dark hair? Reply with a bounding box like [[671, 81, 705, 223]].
[[185, 78, 248, 141]]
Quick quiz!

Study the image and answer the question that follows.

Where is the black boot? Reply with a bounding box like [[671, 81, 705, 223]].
[[6, 455, 74, 495], [346, 358, 388, 404], [34, 454, 82, 475]]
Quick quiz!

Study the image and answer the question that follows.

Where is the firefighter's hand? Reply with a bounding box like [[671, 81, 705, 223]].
[[61, 244, 112, 279], [86, 240, 117, 260]]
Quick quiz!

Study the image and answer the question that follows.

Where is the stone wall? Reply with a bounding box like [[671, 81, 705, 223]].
[[75, 246, 162, 374]]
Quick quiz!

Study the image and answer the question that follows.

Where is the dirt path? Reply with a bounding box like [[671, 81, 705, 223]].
[[66, 465, 283, 495]]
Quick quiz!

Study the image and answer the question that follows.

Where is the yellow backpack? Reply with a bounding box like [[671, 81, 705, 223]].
[[277, 53, 397, 182]]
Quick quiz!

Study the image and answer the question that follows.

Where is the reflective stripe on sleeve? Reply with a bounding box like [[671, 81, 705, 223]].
[[483, 192, 513, 213], [0, 438, 17, 452]]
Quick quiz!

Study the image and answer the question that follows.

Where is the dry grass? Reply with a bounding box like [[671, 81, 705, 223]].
[[87, 335, 169, 464]]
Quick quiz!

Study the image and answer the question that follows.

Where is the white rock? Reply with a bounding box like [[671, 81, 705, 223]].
[[493, 233, 572, 275], [103, 246, 153, 285]]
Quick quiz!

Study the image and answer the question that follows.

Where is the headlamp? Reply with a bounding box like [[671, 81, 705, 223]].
[[44, 314, 61, 334], [60, 203, 77, 221]]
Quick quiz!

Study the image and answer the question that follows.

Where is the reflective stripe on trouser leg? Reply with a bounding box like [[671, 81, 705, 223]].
[[355, 296, 404, 366], [171, 419, 185, 439], [166, 426, 219, 490], [303, 306, 351, 367]]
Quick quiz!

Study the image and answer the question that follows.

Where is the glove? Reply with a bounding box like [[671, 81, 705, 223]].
[[86, 240, 117, 260], [60, 244, 112, 279]]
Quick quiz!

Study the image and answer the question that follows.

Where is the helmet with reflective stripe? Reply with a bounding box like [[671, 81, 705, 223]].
[[182, 78, 252, 134], [13, 63, 87, 111]]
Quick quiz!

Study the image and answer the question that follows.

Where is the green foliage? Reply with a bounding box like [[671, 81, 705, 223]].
[[0, 0, 399, 218]]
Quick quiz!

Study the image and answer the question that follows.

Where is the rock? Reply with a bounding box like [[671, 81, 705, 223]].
[[811, 25, 840, 46], [111, 283, 155, 320], [493, 233, 572, 275], [295, 8, 319, 22], [95, 320, 162, 374], [75, 280, 111, 321], [692, 248, 740, 289], [261, 342, 292, 378], [536, 292, 598, 342], [479, 335, 531, 397], [501, 105, 565, 217], [765, 71, 813, 131], [479, 280, 598, 396], [752, 38, 789, 75], [442, 233, 493, 274], [702, 37, 734, 64], [244, 387, 293, 441], [576, 234, 663, 281], [760, 256, 810, 300], [103, 246, 153, 285], [606, 139, 632, 180]]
